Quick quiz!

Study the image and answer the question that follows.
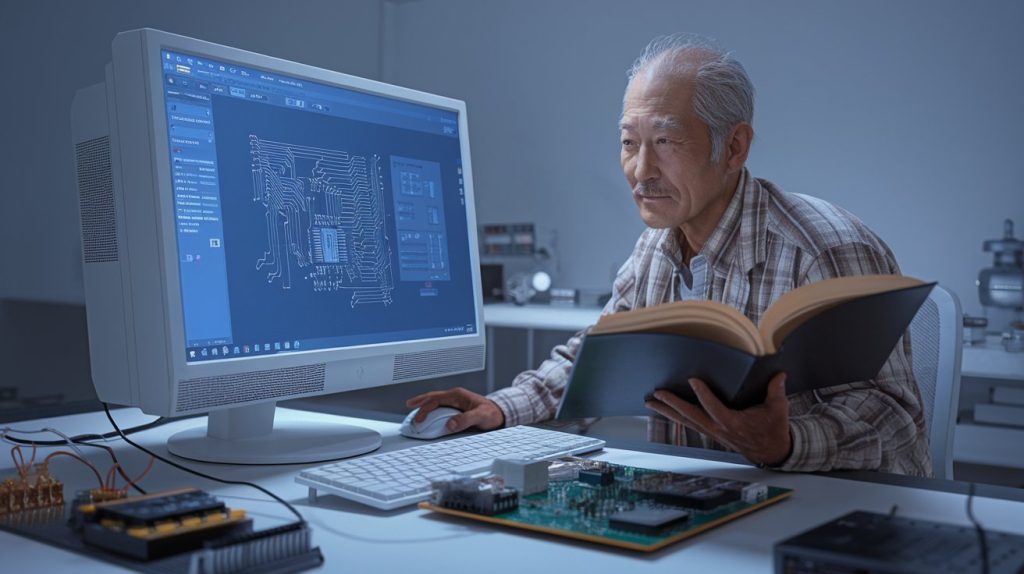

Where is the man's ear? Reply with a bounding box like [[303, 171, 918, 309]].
[[725, 122, 753, 173]]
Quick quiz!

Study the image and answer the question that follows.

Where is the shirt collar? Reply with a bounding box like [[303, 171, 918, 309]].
[[654, 168, 769, 275]]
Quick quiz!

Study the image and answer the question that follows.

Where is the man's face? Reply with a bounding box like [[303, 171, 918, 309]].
[[619, 71, 731, 232]]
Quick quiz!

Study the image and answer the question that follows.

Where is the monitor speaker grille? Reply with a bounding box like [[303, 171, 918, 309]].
[[393, 345, 485, 382], [76, 136, 118, 263], [176, 364, 326, 413]]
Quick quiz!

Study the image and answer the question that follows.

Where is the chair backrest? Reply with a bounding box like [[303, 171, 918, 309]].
[[907, 285, 962, 480]]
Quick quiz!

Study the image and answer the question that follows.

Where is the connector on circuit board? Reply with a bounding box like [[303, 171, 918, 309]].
[[430, 476, 519, 515]]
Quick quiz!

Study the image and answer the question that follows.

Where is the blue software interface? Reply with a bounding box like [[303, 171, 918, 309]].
[[159, 49, 476, 362]]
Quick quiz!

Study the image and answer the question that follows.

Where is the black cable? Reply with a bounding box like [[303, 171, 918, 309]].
[[966, 482, 989, 574], [2, 416, 174, 447], [102, 403, 305, 525], [67, 416, 175, 442]]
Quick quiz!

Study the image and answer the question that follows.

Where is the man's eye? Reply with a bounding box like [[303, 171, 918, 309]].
[[656, 137, 670, 144], [621, 139, 635, 147]]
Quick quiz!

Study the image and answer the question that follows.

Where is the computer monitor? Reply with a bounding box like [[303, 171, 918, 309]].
[[71, 29, 485, 464]]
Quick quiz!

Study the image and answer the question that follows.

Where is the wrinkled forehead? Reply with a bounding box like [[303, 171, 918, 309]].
[[620, 73, 695, 130], [618, 114, 685, 132]]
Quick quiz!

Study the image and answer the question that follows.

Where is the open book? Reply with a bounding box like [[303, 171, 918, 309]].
[[556, 275, 935, 417]]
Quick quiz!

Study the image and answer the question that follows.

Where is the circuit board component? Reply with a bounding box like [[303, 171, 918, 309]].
[[491, 459, 548, 496], [630, 474, 769, 509], [72, 488, 252, 560], [0, 463, 64, 516], [1, 485, 323, 572], [608, 507, 691, 536], [578, 467, 615, 486], [630, 473, 741, 510], [430, 476, 519, 516], [421, 457, 792, 552], [189, 521, 323, 574]]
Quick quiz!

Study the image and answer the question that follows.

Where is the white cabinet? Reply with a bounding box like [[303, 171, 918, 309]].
[[954, 336, 1024, 469]]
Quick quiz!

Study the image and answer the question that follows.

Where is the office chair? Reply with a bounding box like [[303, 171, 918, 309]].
[[908, 285, 963, 480]]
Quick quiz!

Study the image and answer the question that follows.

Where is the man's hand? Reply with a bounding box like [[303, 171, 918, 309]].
[[405, 387, 505, 434], [644, 373, 792, 466]]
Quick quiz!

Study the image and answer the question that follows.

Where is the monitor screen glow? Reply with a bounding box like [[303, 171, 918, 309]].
[[159, 49, 477, 365]]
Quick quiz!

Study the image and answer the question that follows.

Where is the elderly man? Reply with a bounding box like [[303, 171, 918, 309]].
[[407, 34, 931, 476]]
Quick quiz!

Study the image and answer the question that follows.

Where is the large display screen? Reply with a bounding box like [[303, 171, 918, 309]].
[[160, 50, 476, 363]]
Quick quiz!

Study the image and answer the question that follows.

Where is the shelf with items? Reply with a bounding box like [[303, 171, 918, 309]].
[[953, 336, 1024, 471], [961, 335, 1024, 381]]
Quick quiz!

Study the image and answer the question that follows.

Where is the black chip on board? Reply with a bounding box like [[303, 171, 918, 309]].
[[679, 487, 740, 510], [95, 490, 225, 525], [608, 507, 691, 536], [578, 468, 614, 486], [632, 481, 741, 510]]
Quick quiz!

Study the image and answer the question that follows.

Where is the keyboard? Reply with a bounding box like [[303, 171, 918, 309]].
[[296, 425, 605, 510]]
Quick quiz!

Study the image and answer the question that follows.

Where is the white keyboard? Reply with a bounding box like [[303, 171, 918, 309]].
[[296, 425, 605, 510]]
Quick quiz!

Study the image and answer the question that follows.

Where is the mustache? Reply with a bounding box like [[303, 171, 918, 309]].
[[633, 183, 672, 197]]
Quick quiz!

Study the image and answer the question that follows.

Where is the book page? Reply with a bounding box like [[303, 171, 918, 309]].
[[591, 300, 764, 355], [758, 274, 924, 352]]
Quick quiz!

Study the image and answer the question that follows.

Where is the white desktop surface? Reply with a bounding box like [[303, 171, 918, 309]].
[[3, 408, 1024, 573]]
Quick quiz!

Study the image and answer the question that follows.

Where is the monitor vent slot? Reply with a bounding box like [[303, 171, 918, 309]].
[[176, 364, 325, 413], [76, 136, 117, 263], [392, 345, 485, 382]]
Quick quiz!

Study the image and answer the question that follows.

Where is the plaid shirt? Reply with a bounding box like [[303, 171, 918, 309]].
[[487, 169, 932, 476]]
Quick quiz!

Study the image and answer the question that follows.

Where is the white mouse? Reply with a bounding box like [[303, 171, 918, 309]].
[[399, 406, 462, 439]]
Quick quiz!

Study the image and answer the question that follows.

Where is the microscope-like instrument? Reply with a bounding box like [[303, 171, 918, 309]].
[[978, 219, 1024, 351]]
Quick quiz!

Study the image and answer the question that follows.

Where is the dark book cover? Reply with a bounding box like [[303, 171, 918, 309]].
[[556, 282, 935, 417]]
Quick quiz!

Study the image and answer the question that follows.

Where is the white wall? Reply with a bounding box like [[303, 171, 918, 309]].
[[3, 0, 1021, 311], [0, 0, 383, 303], [382, 0, 1024, 316]]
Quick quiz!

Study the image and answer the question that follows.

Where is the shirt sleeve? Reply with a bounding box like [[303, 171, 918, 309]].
[[486, 257, 638, 427], [774, 242, 933, 476]]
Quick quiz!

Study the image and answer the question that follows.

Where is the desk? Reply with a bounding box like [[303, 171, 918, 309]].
[[483, 303, 602, 392], [3, 408, 1024, 573]]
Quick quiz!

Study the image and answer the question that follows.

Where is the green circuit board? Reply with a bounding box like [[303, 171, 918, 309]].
[[419, 459, 792, 552]]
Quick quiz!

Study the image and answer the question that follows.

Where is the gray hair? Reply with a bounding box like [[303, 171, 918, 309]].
[[626, 33, 755, 162]]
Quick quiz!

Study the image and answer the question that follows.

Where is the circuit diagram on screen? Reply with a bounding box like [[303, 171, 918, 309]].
[[390, 156, 452, 282], [249, 136, 394, 307]]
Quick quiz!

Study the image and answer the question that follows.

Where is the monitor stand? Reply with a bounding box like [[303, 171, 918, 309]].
[[167, 402, 381, 464]]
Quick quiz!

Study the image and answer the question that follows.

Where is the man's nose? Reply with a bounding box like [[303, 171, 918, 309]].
[[634, 144, 659, 182]]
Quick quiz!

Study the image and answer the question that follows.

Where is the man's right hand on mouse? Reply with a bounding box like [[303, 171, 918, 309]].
[[405, 387, 505, 434]]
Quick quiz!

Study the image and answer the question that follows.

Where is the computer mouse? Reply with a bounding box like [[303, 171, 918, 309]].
[[399, 407, 462, 439]]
